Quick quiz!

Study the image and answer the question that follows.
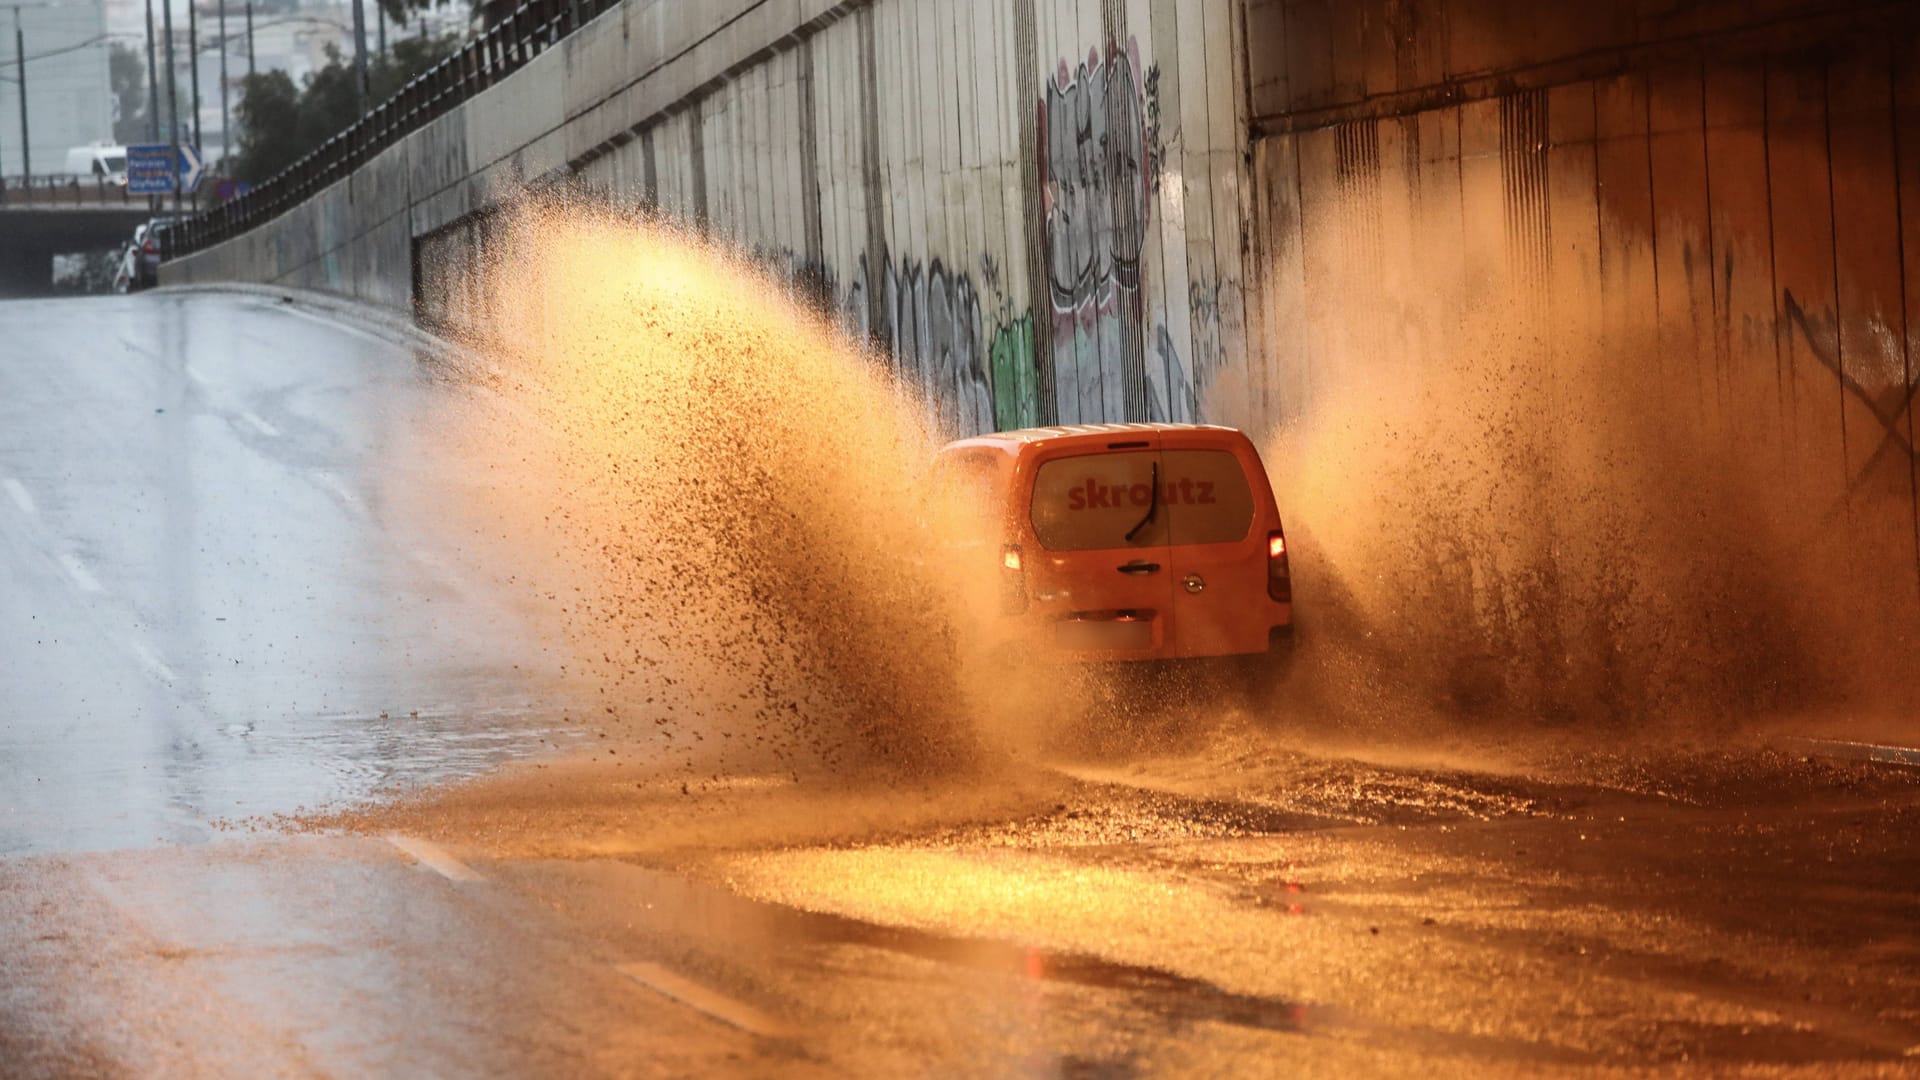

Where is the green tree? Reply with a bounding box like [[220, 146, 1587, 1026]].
[[373, 33, 461, 99], [230, 69, 302, 182], [110, 42, 153, 144], [296, 45, 361, 149], [228, 34, 461, 186]]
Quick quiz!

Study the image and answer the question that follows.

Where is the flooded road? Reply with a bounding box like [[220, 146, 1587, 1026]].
[[3, 289, 1918, 1077], [0, 291, 586, 853]]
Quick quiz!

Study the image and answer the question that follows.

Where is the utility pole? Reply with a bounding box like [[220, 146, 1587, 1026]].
[[161, 0, 178, 214], [186, 0, 200, 211], [217, 0, 227, 175], [13, 9, 26, 185], [144, 0, 160, 142], [375, 4, 384, 63], [349, 0, 367, 112], [243, 0, 252, 76]]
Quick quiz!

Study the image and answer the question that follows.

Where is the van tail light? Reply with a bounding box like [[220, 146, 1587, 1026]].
[[1000, 544, 1028, 614], [1267, 530, 1292, 603], [142, 236, 158, 254]]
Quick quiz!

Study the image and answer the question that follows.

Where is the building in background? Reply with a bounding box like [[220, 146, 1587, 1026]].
[[0, 0, 113, 177]]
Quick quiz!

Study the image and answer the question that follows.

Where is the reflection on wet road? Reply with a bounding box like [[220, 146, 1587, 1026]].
[[3, 291, 1918, 1077], [0, 292, 578, 854]]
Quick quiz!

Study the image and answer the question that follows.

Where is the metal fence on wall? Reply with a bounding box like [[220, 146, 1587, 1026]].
[[157, 0, 612, 260]]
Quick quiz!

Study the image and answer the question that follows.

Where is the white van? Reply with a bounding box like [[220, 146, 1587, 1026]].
[[64, 144, 128, 185]]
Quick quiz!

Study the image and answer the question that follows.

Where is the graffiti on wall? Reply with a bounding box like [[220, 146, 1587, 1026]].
[[844, 251, 998, 436], [1150, 324, 1196, 423], [726, 37, 1201, 438], [1780, 288, 1920, 498], [1039, 39, 1160, 425], [989, 314, 1039, 430]]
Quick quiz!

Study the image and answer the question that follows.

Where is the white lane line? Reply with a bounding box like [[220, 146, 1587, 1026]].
[[616, 962, 793, 1039], [184, 364, 210, 385], [59, 552, 103, 593], [1786, 736, 1920, 768], [410, 546, 451, 572], [385, 834, 484, 882], [316, 472, 359, 506], [127, 639, 179, 684], [239, 410, 281, 437], [2, 477, 35, 517], [272, 301, 405, 348]]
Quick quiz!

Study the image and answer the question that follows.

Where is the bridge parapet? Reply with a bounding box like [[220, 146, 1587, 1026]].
[[0, 175, 148, 211]]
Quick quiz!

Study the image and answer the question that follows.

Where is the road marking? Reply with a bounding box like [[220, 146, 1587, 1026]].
[[1786, 736, 1920, 768], [2, 477, 35, 517], [411, 546, 452, 573], [616, 962, 793, 1039], [273, 301, 403, 347], [239, 410, 280, 437], [184, 364, 210, 385], [385, 834, 483, 882], [316, 472, 359, 506], [59, 553, 103, 593], [127, 639, 179, 683]]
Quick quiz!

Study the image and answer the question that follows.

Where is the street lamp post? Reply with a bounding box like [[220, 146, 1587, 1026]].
[[217, 0, 226, 175], [186, 0, 199, 209], [143, 0, 159, 142], [12, 8, 26, 186], [349, 0, 367, 112], [161, 0, 178, 214]]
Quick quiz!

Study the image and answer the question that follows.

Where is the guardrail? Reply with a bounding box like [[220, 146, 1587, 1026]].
[[0, 174, 144, 208], [159, 0, 614, 261]]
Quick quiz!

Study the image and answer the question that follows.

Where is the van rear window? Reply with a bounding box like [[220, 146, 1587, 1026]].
[[1030, 451, 1168, 550], [1161, 450, 1255, 545], [1029, 449, 1255, 551]]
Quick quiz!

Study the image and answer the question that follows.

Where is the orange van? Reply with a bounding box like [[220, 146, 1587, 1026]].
[[931, 423, 1293, 669]]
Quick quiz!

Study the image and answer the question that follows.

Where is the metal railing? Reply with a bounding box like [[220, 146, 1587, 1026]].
[[159, 0, 613, 260], [0, 174, 144, 209]]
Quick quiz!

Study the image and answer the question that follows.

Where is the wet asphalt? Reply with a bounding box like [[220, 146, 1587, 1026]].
[[2, 291, 1918, 1078], [0, 291, 578, 855]]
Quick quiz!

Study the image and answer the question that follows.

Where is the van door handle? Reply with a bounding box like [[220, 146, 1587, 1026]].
[[1116, 560, 1161, 575]]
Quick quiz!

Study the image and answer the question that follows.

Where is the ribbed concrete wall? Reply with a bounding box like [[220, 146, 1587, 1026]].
[[166, 0, 1253, 439], [166, 0, 1918, 481], [1243, 2, 1920, 602]]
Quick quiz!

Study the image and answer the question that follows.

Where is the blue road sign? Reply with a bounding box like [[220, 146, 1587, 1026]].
[[125, 143, 205, 195], [126, 144, 175, 195], [177, 145, 204, 194]]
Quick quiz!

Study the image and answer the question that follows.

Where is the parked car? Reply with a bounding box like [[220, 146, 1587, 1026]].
[[930, 423, 1294, 675], [111, 241, 137, 293], [121, 217, 179, 290]]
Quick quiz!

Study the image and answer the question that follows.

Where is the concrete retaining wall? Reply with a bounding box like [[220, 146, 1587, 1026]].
[[166, 0, 1918, 496], [1244, 1, 1920, 605], [165, 0, 1253, 439], [161, 0, 1920, 703]]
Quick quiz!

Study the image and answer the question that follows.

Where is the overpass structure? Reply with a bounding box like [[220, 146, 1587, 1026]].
[[0, 207, 148, 296], [0, 175, 150, 295], [158, 0, 1920, 673]]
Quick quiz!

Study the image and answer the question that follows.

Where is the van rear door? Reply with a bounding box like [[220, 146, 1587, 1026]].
[[1160, 437, 1271, 657], [1024, 439, 1174, 658]]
